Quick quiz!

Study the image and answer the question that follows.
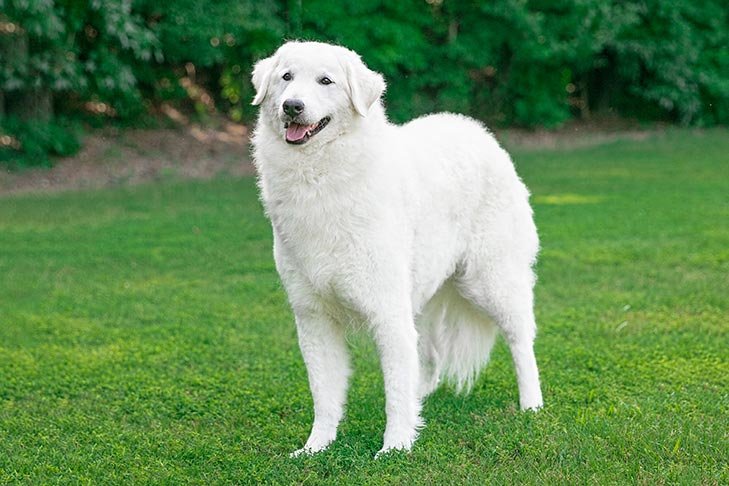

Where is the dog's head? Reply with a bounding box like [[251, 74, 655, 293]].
[[251, 42, 385, 146]]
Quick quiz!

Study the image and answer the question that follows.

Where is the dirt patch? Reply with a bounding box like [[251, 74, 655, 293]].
[[0, 121, 254, 196], [0, 117, 665, 197], [497, 118, 664, 151]]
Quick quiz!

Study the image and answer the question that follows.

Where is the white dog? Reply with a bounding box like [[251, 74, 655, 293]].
[[251, 41, 543, 457]]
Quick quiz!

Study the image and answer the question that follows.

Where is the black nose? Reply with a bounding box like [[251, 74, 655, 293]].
[[283, 99, 305, 117]]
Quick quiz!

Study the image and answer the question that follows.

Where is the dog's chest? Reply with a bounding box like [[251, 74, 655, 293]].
[[268, 191, 374, 296]]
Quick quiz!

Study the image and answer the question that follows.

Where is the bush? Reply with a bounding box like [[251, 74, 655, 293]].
[[0, 0, 161, 118], [0, 0, 727, 167], [0, 117, 80, 168], [290, 0, 728, 127], [132, 0, 284, 122]]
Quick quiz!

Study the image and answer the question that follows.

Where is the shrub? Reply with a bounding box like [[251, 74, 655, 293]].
[[0, 0, 727, 167], [0, 117, 80, 168]]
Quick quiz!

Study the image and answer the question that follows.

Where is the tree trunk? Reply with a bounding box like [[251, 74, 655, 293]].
[[3, 29, 54, 121], [6, 88, 53, 121]]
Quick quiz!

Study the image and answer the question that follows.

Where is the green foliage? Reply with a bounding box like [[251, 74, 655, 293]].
[[131, 0, 284, 121], [0, 0, 161, 116], [0, 0, 727, 159], [0, 130, 727, 482], [0, 117, 80, 168], [290, 0, 728, 127], [604, 0, 729, 125]]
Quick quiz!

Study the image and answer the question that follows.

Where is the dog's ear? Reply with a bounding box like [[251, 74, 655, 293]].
[[251, 54, 279, 106], [344, 54, 386, 117]]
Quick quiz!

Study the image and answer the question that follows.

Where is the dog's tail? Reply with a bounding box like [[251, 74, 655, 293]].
[[418, 282, 498, 397]]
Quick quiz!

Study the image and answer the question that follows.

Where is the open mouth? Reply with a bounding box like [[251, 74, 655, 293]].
[[285, 117, 331, 144]]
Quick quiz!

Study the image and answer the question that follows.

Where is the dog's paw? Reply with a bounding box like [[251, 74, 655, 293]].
[[521, 403, 543, 412], [289, 447, 314, 458], [520, 396, 544, 411], [289, 432, 335, 458], [289, 443, 328, 458], [289, 448, 307, 458], [375, 440, 413, 459], [375, 425, 420, 458]]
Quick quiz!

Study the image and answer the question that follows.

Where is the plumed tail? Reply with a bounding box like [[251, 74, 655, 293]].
[[418, 282, 498, 397]]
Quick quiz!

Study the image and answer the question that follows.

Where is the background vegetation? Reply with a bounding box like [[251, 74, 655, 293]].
[[1, 0, 728, 166], [1, 130, 727, 482]]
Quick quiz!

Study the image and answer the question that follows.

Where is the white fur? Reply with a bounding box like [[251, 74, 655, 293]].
[[251, 42, 543, 458]]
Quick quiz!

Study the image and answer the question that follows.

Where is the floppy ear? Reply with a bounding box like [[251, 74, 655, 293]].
[[251, 54, 278, 106], [345, 55, 386, 117]]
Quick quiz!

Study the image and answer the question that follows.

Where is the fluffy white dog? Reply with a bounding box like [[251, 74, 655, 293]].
[[251, 41, 543, 457]]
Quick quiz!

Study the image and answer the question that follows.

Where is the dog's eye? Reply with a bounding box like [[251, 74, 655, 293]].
[[319, 77, 333, 85], [282, 72, 292, 81]]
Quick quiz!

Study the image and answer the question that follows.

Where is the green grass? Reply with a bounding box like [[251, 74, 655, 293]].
[[1, 129, 727, 484]]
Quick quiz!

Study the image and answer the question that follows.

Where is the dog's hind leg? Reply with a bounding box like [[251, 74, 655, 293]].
[[290, 311, 351, 457], [498, 304, 543, 411], [458, 262, 543, 411]]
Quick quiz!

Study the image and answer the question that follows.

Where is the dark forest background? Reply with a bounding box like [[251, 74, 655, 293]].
[[1, 0, 727, 166]]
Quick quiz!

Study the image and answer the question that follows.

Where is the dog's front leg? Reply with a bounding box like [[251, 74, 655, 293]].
[[290, 312, 351, 457], [372, 315, 423, 457]]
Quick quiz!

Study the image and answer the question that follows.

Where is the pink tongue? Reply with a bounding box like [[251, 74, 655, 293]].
[[286, 123, 312, 142]]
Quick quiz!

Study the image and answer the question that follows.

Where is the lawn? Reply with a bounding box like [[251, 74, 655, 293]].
[[0, 129, 727, 484]]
